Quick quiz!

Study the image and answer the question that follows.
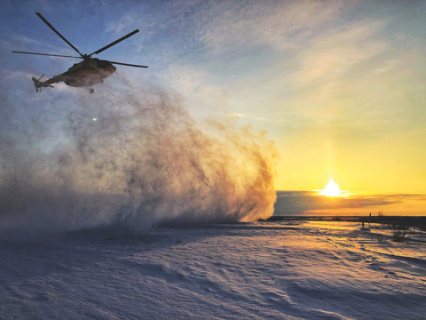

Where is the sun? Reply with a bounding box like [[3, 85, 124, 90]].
[[319, 178, 341, 197]]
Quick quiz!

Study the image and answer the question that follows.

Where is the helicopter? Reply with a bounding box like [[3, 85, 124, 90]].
[[12, 12, 148, 94]]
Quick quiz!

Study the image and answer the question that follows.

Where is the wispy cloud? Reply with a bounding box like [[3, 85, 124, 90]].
[[200, 0, 345, 53], [228, 112, 245, 118], [292, 19, 387, 85], [106, 13, 136, 36], [161, 63, 233, 122]]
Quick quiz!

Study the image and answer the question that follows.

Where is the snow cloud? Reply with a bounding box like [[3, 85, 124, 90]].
[[0, 74, 279, 238]]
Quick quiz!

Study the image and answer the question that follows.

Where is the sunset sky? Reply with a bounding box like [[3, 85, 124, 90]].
[[1, 0, 425, 215]]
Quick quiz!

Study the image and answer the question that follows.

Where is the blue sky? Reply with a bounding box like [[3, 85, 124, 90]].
[[1, 0, 425, 216]]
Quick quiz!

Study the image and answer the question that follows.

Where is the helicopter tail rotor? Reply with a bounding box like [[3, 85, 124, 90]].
[[32, 74, 54, 92], [32, 76, 42, 92]]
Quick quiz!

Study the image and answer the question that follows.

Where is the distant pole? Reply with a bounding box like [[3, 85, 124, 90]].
[[369, 212, 371, 229]]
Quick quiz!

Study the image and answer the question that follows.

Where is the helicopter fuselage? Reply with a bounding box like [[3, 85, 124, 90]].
[[62, 58, 116, 88]]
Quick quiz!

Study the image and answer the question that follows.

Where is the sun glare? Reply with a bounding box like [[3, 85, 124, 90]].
[[319, 178, 341, 197]]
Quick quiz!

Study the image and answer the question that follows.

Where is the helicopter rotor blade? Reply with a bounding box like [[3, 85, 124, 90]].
[[108, 60, 148, 68], [89, 29, 139, 56], [35, 12, 83, 57], [12, 51, 83, 59]]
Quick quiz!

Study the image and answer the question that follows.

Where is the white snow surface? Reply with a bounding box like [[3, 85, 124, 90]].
[[1, 221, 425, 320]]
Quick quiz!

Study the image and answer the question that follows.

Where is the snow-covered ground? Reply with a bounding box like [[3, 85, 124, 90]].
[[1, 221, 425, 320]]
